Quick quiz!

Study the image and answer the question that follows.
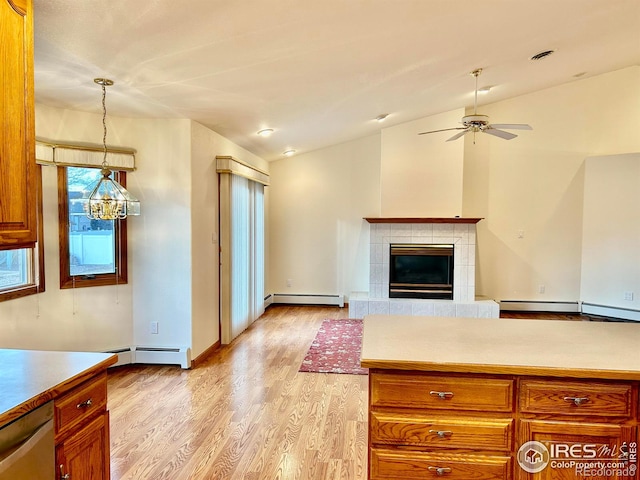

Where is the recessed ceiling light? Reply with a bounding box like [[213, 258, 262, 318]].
[[257, 128, 274, 137], [376, 114, 389, 122], [283, 149, 296, 157], [530, 49, 555, 61], [478, 86, 492, 94]]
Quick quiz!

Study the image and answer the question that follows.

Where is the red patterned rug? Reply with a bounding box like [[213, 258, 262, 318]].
[[299, 319, 368, 375]]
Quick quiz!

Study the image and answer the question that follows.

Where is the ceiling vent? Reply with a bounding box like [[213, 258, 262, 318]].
[[530, 49, 555, 61]]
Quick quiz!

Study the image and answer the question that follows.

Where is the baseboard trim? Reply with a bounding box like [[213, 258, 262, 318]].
[[499, 300, 580, 313], [191, 340, 221, 368], [581, 303, 640, 322], [104, 346, 192, 369], [271, 293, 344, 307]]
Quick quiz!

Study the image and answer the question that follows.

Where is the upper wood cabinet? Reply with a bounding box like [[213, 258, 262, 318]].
[[0, 0, 37, 247]]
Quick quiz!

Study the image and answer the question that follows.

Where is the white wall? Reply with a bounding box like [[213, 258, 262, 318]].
[[268, 135, 381, 299], [124, 118, 194, 351], [189, 121, 267, 358], [267, 66, 640, 313], [0, 105, 268, 360], [466, 66, 640, 303], [581, 154, 640, 310], [127, 118, 268, 358], [381, 109, 465, 217], [0, 104, 134, 351]]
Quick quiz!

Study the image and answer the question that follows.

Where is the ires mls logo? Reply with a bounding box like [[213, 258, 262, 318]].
[[517, 441, 550, 473], [517, 441, 638, 477]]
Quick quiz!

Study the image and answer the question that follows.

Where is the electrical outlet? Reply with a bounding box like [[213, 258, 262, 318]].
[[538, 285, 545, 294], [286, 279, 292, 287], [624, 291, 634, 301], [150, 321, 159, 334]]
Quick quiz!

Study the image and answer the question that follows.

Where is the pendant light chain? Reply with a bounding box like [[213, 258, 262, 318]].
[[85, 78, 140, 220], [101, 81, 108, 169]]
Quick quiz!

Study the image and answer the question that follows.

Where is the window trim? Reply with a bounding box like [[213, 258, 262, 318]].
[[58, 166, 128, 289], [0, 165, 46, 302]]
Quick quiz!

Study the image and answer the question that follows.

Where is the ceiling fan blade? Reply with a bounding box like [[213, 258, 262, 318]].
[[446, 129, 470, 141], [489, 123, 532, 130], [418, 127, 466, 135], [483, 128, 517, 140]]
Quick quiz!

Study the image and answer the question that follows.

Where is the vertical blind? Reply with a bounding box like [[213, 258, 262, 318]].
[[217, 156, 268, 344], [229, 175, 265, 340]]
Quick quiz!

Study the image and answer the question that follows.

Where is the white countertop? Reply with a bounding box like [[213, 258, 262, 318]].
[[361, 315, 640, 380], [0, 349, 116, 427]]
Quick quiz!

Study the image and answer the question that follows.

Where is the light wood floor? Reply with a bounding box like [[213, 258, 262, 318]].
[[108, 305, 368, 480], [107, 306, 605, 479]]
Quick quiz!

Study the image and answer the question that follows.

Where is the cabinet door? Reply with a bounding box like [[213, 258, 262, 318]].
[[0, 0, 37, 247], [56, 411, 110, 480], [517, 420, 636, 480], [371, 448, 512, 480]]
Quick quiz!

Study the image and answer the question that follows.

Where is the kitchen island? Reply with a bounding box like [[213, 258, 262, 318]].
[[361, 315, 640, 479], [0, 349, 116, 479]]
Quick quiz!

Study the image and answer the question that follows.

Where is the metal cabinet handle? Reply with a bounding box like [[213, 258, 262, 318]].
[[76, 398, 93, 409], [428, 466, 452, 476], [563, 396, 589, 406], [429, 390, 454, 400], [429, 429, 453, 438], [59, 464, 70, 479]]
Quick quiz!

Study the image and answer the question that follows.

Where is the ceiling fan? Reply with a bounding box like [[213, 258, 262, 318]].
[[418, 68, 532, 142]]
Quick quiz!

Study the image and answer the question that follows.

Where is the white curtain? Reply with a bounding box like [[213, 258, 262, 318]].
[[229, 174, 265, 341]]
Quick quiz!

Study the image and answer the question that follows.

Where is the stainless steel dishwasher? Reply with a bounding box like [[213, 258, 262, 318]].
[[0, 401, 54, 479]]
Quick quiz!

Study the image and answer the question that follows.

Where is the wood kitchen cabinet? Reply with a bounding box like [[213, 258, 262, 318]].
[[54, 372, 111, 480], [362, 315, 640, 480], [0, 0, 37, 247], [518, 420, 634, 480], [369, 371, 514, 480], [368, 371, 639, 480], [517, 379, 638, 480]]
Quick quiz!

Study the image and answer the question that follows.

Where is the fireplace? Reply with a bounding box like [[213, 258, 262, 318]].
[[349, 218, 499, 320], [389, 244, 454, 300]]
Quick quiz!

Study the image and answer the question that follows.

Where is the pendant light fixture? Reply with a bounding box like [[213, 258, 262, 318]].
[[85, 78, 140, 220]]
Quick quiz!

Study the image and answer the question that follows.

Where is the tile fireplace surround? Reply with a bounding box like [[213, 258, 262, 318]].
[[348, 218, 499, 319]]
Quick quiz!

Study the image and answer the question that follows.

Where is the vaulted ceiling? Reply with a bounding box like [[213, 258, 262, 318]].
[[33, 0, 640, 161]]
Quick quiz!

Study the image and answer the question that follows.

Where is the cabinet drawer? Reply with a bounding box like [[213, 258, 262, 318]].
[[371, 448, 511, 480], [371, 412, 513, 451], [371, 373, 514, 412], [519, 380, 634, 417], [55, 373, 107, 438]]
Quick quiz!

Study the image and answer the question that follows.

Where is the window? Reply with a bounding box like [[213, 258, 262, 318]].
[[58, 166, 128, 289], [0, 166, 45, 302]]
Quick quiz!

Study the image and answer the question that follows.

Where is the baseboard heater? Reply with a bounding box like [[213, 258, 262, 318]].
[[264, 294, 274, 308], [105, 346, 192, 369], [271, 293, 344, 307], [581, 303, 640, 322], [499, 300, 580, 313]]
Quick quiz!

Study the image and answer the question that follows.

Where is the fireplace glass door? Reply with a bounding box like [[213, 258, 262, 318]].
[[389, 244, 454, 300]]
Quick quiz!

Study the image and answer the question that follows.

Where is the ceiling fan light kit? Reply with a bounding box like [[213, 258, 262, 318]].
[[419, 68, 532, 142]]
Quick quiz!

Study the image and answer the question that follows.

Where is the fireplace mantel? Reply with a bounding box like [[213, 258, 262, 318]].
[[364, 217, 483, 224]]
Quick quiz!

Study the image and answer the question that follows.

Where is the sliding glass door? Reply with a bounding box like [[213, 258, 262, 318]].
[[217, 156, 268, 344], [229, 174, 264, 341]]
